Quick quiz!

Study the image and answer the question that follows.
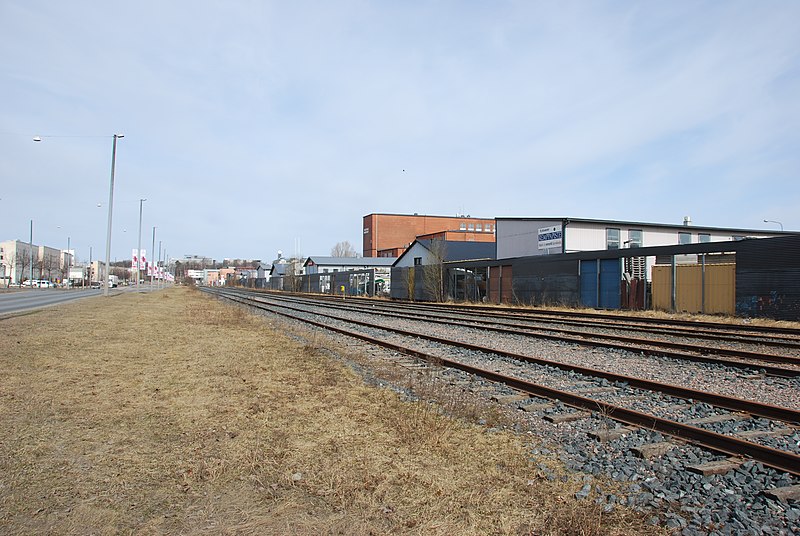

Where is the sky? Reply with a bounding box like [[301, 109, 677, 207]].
[[1, 1, 798, 264]]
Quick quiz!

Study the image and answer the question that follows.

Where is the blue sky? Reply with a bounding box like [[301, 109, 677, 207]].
[[1, 1, 798, 263]]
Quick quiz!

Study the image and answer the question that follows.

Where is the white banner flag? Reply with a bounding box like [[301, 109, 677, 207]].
[[132, 249, 147, 270]]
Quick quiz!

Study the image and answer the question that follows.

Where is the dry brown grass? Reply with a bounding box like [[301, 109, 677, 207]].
[[0, 288, 662, 535]]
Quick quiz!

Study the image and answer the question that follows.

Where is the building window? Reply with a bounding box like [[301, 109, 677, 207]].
[[459, 223, 466, 230], [679, 232, 692, 245], [627, 229, 642, 248], [476, 224, 482, 232], [606, 228, 620, 250], [698, 233, 711, 243], [467, 223, 475, 231], [413, 257, 422, 266]]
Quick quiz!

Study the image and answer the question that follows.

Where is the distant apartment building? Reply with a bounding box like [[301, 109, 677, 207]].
[[0, 239, 72, 284], [363, 213, 495, 257]]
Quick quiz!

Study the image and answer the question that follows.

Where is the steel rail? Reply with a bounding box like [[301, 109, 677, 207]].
[[285, 290, 800, 341], [255, 291, 800, 376], [205, 288, 800, 476], [368, 298, 800, 350], [390, 297, 800, 337]]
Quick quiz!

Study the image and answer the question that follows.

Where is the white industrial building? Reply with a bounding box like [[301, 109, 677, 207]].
[[0, 239, 73, 285], [303, 256, 397, 274], [496, 217, 787, 259]]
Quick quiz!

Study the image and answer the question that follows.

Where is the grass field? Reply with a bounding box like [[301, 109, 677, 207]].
[[0, 288, 661, 534]]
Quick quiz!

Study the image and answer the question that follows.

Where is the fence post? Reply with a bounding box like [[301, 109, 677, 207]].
[[671, 256, 677, 312]]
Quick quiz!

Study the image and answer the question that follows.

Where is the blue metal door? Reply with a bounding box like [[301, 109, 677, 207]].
[[599, 258, 621, 309], [580, 260, 598, 307]]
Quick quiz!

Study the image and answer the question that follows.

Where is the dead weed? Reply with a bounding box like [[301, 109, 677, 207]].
[[0, 287, 662, 535]]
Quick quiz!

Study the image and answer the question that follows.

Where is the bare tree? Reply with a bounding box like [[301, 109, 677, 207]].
[[422, 239, 448, 302], [14, 249, 31, 285], [284, 258, 305, 292], [43, 253, 59, 282], [331, 241, 358, 258], [405, 266, 416, 301], [110, 266, 130, 282], [15, 248, 39, 283]]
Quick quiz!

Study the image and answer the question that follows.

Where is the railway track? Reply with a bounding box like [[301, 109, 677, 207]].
[[259, 292, 800, 376], [295, 292, 800, 349], [202, 287, 800, 477]]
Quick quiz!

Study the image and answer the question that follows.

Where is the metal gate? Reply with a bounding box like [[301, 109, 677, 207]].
[[580, 259, 621, 309]]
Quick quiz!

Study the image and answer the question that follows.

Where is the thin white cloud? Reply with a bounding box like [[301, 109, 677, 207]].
[[1, 1, 797, 260]]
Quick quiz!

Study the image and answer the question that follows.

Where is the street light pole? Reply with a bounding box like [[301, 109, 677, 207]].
[[150, 226, 156, 291], [763, 219, 784, 231], [66, 236, 70, 288], [137, 198, 146, 291], [103, 134, 123, 297], [29, 219, 34, 285]]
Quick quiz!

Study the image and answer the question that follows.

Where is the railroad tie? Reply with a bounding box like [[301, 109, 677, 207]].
[[735, 427, 794, 439], [737, 372, 765, 380], [588, 426, 637, 442], [684, 412, 750, 425], [763, 484, 800, 502], [519, 402, 555, 413], [686, 458, 745, 476], [491, 394, 530, 405], [573, 386, 618, 395], [544, 411, 591, 424]]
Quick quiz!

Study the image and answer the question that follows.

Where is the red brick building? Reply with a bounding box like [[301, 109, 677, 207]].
[[362, 213, 496, 257]]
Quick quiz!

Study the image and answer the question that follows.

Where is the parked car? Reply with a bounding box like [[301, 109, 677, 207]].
[[90, 281, 101, 289], [37, 280, 55, 288]]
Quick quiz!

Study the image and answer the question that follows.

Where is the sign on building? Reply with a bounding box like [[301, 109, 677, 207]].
[[538, 226, 562, 251]]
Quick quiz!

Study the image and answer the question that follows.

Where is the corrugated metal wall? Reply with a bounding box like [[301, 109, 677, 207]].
[[390, 266, 446, 301], [578, 259, 621, 309], [488, 265, 513, 303], [390, 235, 800, 318], [651, 263, 735, 315], [736, 236, 800, 320]]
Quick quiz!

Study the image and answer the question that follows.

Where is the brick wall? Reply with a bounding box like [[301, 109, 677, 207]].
[[363, 214, 495, 257]]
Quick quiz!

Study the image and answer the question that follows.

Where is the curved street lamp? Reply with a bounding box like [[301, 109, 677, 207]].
[[35, 133, 123, 296], [763, 219, 784, 231], [103, 134, 124, 296]]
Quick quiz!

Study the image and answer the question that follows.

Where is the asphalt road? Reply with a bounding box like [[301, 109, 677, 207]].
[[0, 288, 106, 315]]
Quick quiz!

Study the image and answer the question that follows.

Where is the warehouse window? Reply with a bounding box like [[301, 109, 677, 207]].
[[627, 229, 642, 248], [468, 223, 475, 231], [698, 233, 711, 243], [476, 224, 482, 232], [460, 223, 466, 230], [606, 228, 620, 250], [679, 232, 692, 245]]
